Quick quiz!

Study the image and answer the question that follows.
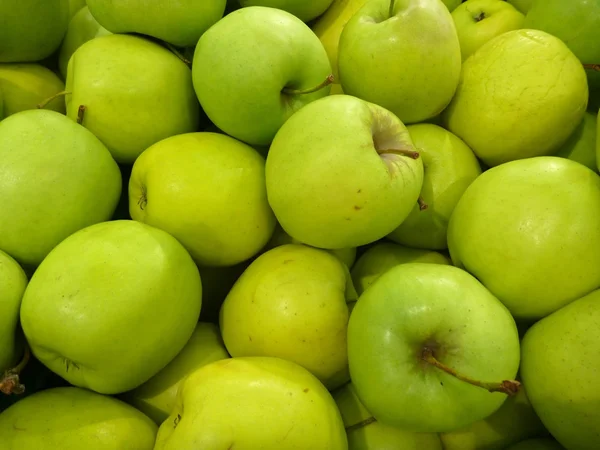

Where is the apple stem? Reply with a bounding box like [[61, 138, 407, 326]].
[[388, 0, 396, 18], [379, 148, 420, 159], [0, 343, 30, 395], [583, 63, 600, 72], [77, 105, 86, 125], [37, 90, 70, 109], [164, 42, 192, 66], [475, 12, 486, 22], [417, 196, 428, 211], [282, 74, 334, 96], [422, 347, 521, 396], [345, 416, 377, 432]]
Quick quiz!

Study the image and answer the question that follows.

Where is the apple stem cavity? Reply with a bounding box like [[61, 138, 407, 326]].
[[583, 64, 600, 72], [417, 196, 428, 211], [421, 347, 521, 396], [379, 148, 420, 159], [0, 343, 31, 395], [37, 90, 70, 109], [282, 74, 335, 96], [77, 105, 86, 125], [345, 416, 377, 432]]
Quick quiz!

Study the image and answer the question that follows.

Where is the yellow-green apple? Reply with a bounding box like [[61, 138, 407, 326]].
[[123, 322, 230, 425], [129, 132, 276, 267], [0, 386, 157, 449], [555, 111, 598, 172], [521, 289, 600, 450], [597, 112, 600, 171], [443, 29, 588, 167], [220, 244, 354, 390], [348, 263, 521, 432], [0, 88, 4, 119], [507, 0, 533, 14], [333, 382, 444, 449], [20, 220, 202, 394], [266, 95, 424, 249], [448, 156, 600, 320], [0, 64, 65, 116], [239, 0, 334, 22], [351, 242, 451, 296], [192, 6, 332, 147], [443, 0, 463, 11], [387, 123, 482, 250], [68, 0, 85, 18], [66, 34, 200, 164], [0, 110, 121, 268], [338, 0, 461, 124], [154, 357, 348, 449], [0, 0, 70, 62], [506, 439, 565, 450], [452, 0, 524, 61]]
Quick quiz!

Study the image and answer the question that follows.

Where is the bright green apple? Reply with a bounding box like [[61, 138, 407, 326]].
[[507, 0, 533, 14], [506, 438, 565, 450], [348, 263, 521, 433], [452, 0, 524, 61], [0, 109, 121, 269], [66, 34, 200, 164], [387, 123, 482, 250], [443, 29, 588, 167], [338, 0, 461, 124], [20, 220, 203, 395], [220, 244, 353, 390], [87, 0, 226, 48], [555, 111, 598, 172], [58, 6, 111, 80], [0, 63, 65, 116], [521, 288, 600, 450], [154, 357, 348, 449], [193, 6, 332, 147], [351, 242, 451, 296], [448, 156, 600, 320], [0, 0, 70, 62], [129, 132, 276, 267], [0, 386, 157, 449], [68, 0, 86, 18], [333, 382, 444, 449], [266, 95, 424, 250], [123, 322, 230, 425], [239, 0, 333, 22], [197, 262, 249, 324]]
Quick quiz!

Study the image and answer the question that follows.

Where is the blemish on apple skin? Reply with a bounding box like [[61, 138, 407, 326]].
[[248, 336, 252, 342], [354, 205, 362, 211], [283, 259, 294, 264], [303, 388, 309, 393], [173, 413, 182, 428], [357, 189, 362, 194]]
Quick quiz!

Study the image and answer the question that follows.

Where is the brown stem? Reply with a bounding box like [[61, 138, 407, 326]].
[[282, 74, 334, 95], [417, 196, 428, 211], [37, 90, 70, 109], [0, 343, 31, 395], [583, 64, 600, 72], [77, 105, 86, 125], [345, 416, 376, 432], [422, 347, 520, 396], [474, 12, 486, 22], [379, 148, 420, 159], [165, 42, 191, 66]]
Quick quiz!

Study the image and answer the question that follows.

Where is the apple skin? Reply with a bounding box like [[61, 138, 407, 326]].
[[193, 6, 332, 147], [452, 0, 524, 61], [507, 0, 533, 14], [448, 156, 600, 321], [338, 0, 461, 124], [521, 288, 600, 450], [0, 89, 4, 119], [0, 386, 157, 449], [506, 439, 565, 450], [0, 0, 70, 63], [86, 0, 227, 48], [0, 64, 65, 117], [387, 123, 482, 250], [239, 0, 334, 22], [129, 132, 276, 267], [154, 357, 348, 449], [597, 112, 600, 172], [20, 220, 203, 395], [347, 263, 521, 433], [66, 34, 200, 164], [266, 95, 424, 250], [123, 322, 230, 425], [443, 29, 589, 167], [0, 109, 121, 269], [555, 111, 598, 172], [68, 0, 86, 18]]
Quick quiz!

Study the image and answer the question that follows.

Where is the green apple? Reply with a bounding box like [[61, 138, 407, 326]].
[[555, 111, 598, 172], [507, 0, 533, 14], [220, 244, 353, 390], [521, 288, 600, 449], [68, 0, 86, 18], [452, 0, 524, 61], [348, 263, 521, 433], [0, 0, 70, 63], [443, 29, 588, 167], [0, 109, 121, 269], [506, 439, 565, 450], [448, 156, 600, 320], [333, 382, 444, 449], [387, 123, 482, 250], [351, 242, 451, 296], [0, 63, 65, 117], [0, 386, 157, 448], [0, 88, 4, 119], [266, 95, 424, 250], [123, 322, 230, 425], [129, 132, 276, 267], [338, 0, 461, 124], [193, 6, 332, 147], [443, 0, 462, 12], [66, 34, 200, 164], [58, 6, 111, 80], [0, 250, 27, 374], [239, 0, 334, 22], [20, 220, 203, 395], [154, 357, 347, 449], [597, 112, 600, 172], [87, 0, 226, 48]]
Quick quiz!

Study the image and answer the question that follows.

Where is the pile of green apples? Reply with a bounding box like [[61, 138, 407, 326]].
[[0, 0, 599, 449]]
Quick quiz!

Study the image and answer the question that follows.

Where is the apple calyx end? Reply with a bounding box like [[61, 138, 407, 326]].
[[282, 74, 335, 96], [345, 416, 377, 432], [0, 344, 30, 396], [474, 12, 486, 22], [583, 63, 600, 72], [379, 148, 420, 159]]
